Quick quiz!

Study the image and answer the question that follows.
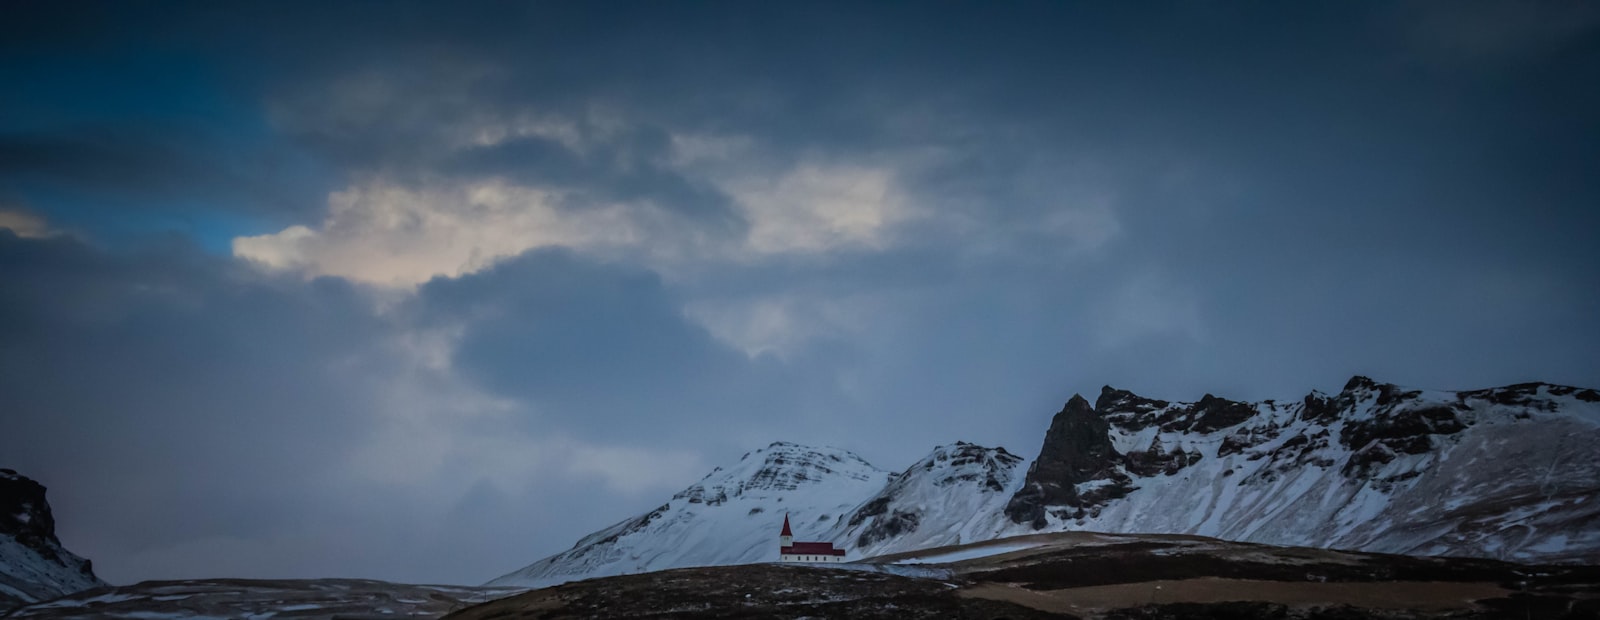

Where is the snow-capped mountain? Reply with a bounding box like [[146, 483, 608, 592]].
[[0, 470, 104, 609], [823, 442, 1027, 559], [491, 376, 1600, 588], [488, 442, 891, 589], [1000, 376, 1600, 563]]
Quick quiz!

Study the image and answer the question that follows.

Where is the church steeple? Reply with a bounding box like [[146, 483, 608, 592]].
[[779, 514, 793, 547]]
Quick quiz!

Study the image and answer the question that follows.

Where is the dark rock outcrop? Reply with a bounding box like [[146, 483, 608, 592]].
[[1096, 386, 1173, 431], [843, 442, 1023, 548], [1299, 391, 1341, 424], [1099, 385, 1259, 435], [496, 374, 1600, 588], [1, 470, 103, 609], [921, 442, 1022, 492], [1186, 394, 1258, 434], [1004, 395, 1131, 528], [1005, 375, 1536, 530], [848, 497, 892, 528], [855, 510, 919, 549], [1337, 377, 1468, 478], [1125, 436, 1201, 477], [0, 471, 66, 559]]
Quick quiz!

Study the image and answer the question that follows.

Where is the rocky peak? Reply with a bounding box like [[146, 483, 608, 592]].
[[1095, 386, 1170, 415], [840, 442, 1025, 550], [1335, 375, 1430, 408], [675, 443, 881, 505], [1460, 382, 1600, 408], [0, 469, 103, 608], [1343, 375, 1380, 393], [1301, 376, 1397, 423], [1102, 388, 1260, 435], [911, 442, 1022, 492], [1034, 395, 1118, 480], [1186, 394, 1258, 434], [1094, 386, 1175, 431], [1004, 395, 1130, 528], [0, 470, 59, 552], [1300, 391, 1341, 424]]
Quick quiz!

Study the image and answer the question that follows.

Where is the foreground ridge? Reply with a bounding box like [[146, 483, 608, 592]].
[[457, 531, 1600, 619]]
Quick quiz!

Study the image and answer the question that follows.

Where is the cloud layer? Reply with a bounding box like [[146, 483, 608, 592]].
[[1, 1, 1598, 586]]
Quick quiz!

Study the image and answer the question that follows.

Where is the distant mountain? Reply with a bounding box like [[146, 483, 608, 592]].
[[488, 442, 891, 589], [828, 442, 1025, 558], [488, 376, 1600, 588], [0, 470, 104, 609]]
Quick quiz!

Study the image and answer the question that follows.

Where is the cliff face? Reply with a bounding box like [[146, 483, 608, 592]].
[[1003, 395, 1129, 528], [0, 470, 104, 609], [1001, 377, 1600, 564]]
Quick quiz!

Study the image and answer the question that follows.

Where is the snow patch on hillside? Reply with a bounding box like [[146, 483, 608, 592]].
[[488, 442, 890, 589]]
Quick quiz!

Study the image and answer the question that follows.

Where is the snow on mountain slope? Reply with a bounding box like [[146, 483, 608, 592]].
[[487, 442, 890, 589], [997, 377, 1600, 564], [492, 376, 1600, 590], [0, 470, 104, 610], [825, 442, 1027, 559]]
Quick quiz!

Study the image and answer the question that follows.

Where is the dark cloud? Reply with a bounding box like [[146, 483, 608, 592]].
[[1, 0, 1597, 588], [0, 232, 378, 563], [0, 230, 883, 583], [444, 129, 742, 226], [409, 249, 796, 444], [0, 126, 319, 214]]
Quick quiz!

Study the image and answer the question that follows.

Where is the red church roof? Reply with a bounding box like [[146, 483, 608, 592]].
[[779, 515, 845, 556], [782, 542, 846, 556]]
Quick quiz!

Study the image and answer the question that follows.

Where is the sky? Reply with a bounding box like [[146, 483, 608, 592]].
[[2, 1, 1598, 586]]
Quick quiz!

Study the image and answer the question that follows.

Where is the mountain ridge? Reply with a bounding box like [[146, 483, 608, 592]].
[[488, 376, 1600, 588], [486, 442, 892, 589], [997, 375, 1600, 563]]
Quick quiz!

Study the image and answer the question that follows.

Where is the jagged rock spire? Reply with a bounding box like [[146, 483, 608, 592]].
[[1003, 395, 1130, 528]]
